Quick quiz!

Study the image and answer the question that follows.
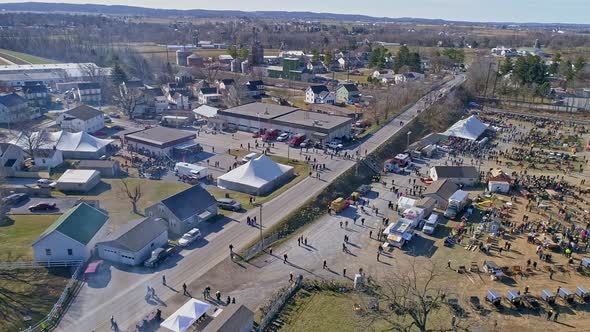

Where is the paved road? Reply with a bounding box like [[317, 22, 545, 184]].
[[58, 75, 465, 332]]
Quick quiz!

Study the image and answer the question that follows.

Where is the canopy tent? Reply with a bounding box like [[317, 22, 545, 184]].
[[161, 299, 211, 332], [12, 130, 112, 159], [217, 154, 294, 195], [396, 196, 416, 212], [442, 115, 488, 141]]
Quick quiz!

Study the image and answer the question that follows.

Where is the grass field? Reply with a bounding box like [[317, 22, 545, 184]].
[[78, 178, 190, 230], [0, 215, 59, 261], [129, 43, 280, 62], [0, 268, 72, 331], [0, 49, 57, 64]]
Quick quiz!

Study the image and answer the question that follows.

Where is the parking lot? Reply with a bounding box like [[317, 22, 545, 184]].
[[7, 197, 82, 215]]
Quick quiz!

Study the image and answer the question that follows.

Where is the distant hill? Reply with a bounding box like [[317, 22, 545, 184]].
[[0, 2, 588, 27]]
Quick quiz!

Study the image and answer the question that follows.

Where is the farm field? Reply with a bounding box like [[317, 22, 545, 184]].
[[0, 49, 58, 64]]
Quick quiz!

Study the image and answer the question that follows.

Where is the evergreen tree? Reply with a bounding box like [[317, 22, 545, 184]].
[[312, 49, 320, 62], [239, 48, 250, 60], [500, 58, 513, 74], [111, 63, 128, 85]]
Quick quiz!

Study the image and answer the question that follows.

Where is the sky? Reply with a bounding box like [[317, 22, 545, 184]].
[[0, 0, 588, 24]]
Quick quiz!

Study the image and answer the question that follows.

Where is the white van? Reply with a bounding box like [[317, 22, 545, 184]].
[[241, 152, 257, 164], [422, 213, 440, 235]]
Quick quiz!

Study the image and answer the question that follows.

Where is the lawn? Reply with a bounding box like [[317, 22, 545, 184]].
[[0, 49, 58, 64], [275, 289, 387, 331], [0, 268, 72, 331], [206, 151, 311, 212], [75, 178, 190, 230], [0, 215, 59, 261]]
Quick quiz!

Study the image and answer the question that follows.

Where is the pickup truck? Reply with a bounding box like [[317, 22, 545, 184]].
[[144, 245, 175, 268]]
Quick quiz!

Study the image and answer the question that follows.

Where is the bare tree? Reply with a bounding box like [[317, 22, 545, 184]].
[[11, 126, 49, 161], [120, 179, 142, 214], [114, 88, 142, 119], [223, 77, 251, 107], [364, 260, 449, 332]]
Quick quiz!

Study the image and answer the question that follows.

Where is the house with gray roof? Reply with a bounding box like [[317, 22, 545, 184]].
[[429, 166, 480, 186], [96, 217, 168, 266], [56, 104, 105, 133], [423, 179, 459, 209], [0, 93, 38, 124], [32, 203, 108, 262], [145, 185, 217, 235]]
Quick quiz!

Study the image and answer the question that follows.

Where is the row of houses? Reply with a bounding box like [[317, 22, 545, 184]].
[[33, 185, 218, 266], [304, 84, 362, 105]]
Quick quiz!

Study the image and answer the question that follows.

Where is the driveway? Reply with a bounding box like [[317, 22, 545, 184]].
[[7, 197, 81, 215]]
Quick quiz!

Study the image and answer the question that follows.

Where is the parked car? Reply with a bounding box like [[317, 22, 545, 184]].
[[217, 198, 241, 211], [104, 116, 113, 123], [144, 245, 175, 268], [2, 193, 29, 206], [326, 141, 343, 150], [36, 179, 55, 188], [277, 133, 290, 142], [28, 202, 57, 211], [262, 129, 279, 142], [289, 134, 306, 147], [178, 228, 202, 247], [108, 112, 120, 118], [300, 139, 314, 148]]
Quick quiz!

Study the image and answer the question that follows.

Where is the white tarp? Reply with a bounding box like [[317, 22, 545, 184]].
[[161, 299, 210, 332], [442, 115, 488, 141], [396, 196, 417, 211], [218, 154, 293, 190]]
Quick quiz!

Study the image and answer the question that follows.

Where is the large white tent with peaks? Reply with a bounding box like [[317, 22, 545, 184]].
[[442, 115, 488, 141], [160, 299, 210, 332], [217, 154, 294, 195], [13, 130, 112, 159]]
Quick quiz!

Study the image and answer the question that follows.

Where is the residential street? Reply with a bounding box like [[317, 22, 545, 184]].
[[57, 75, 465, 332]]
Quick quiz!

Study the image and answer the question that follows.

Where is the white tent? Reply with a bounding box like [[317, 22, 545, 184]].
[[161, 299, 211, 332], [442, 115, 488, 141], [12, 130, 112, 159], [217, 154, 294, 195], [396, 196, 417, 212], [193, 105, 219, 118]]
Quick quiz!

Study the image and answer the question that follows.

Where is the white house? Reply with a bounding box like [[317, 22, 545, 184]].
[[32, 203, 108, 262], [430, 166, 479, 186], [0, 143, 24, 177], [0, 93, 39, 124], [487, 169, 511, 194], [198, 87, 221, 105], [74, 82, 101, 104], [305, 85, 334, 104], [97, 217, 168, 266], [394, 72, 425, 84], [34, 148, 64, 169], [168, 92, 190, 110], [56, 104, 105, 133]]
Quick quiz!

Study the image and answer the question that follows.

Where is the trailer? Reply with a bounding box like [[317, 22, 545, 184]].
[[558, 288, 575, 303], [174, 162, 208, 179], [507, 290, 522, 306], [541, 289, 555, 304], [486, 290, 502, 306], [576, 286, 590, 302]]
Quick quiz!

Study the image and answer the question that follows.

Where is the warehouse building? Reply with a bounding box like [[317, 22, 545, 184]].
[[218, 102, 352, 142], [124, 127, 198, 156], [56, 169, 101, 193]]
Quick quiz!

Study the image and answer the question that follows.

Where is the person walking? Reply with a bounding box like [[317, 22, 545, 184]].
[[553, 311, 559, 321], [283, 253, 288, 263], [323, 260, 327, 269], [343, 268, 346, 277], [304, 238, 308, 246], [549, 270, 554, 280], [216, 291, 221, 302], [232, 297, 236, 304], [110, 315, 116, 329], [377, 252, 380, 262], [162, 275, 166, 286], [182, 283, 188, 296], [369, 230, 373, 239], [547, 309, 553, 320], [447, 260, 451, 269], [290, 272, 294, 282], [298, 238, 301, 246]]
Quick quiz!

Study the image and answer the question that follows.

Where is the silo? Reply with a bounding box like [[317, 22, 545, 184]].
[[176, 50, 191, 66]]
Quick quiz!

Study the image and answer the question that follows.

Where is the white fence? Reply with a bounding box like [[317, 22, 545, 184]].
[[21, 262, 84, 332], [0, 260, 82, 270]]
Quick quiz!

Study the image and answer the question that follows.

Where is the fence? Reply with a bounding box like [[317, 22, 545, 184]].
[[242, 233, 280, 261], [257, 277, 302, 331], [22, 262, 85, 332], [0, 260, 82, 270]]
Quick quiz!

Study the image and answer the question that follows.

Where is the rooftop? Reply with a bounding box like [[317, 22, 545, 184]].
[[77, 160, 118, 169], [423, 179, 458, 199], [308, 85, 330, 94], [0, 93, 26, 107], [219, 102, 299, 120], [57, 169, 100, 184], [98, 217, 168, 252], [34, 203, 108, 245], [64, 104, 103, 121], [159, 185, 217, 221], [125, 127, 196, 147], [273, 110, 352, 131], [432, 166, 479, 179]]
